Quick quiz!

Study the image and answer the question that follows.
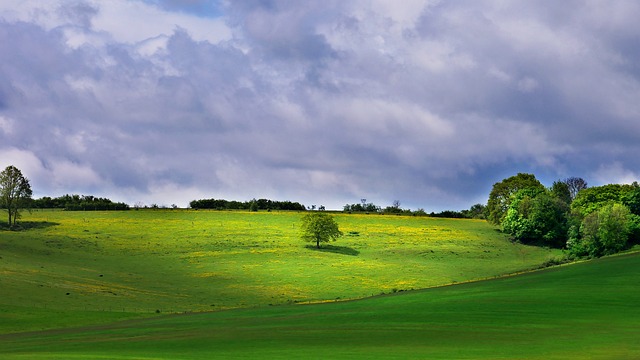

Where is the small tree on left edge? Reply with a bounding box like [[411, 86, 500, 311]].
[[300, 212, 343, 249], [0, 165, 33, 227]]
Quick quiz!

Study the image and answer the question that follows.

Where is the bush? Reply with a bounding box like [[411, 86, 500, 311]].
[[502, 189, 569, 248], [567, 203, 631, 258]]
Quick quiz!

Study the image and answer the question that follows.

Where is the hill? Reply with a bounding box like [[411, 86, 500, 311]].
[[0, 209, 559, 333], [1, 252, 638, 359]]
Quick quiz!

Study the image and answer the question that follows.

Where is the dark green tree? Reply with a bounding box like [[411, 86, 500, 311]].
[[550, 180, 572, 205], [486, 173, 545, 225], [622, 182, 640, 216], [567, 203, 631, 258], [501, 188, 569, 247], [0, 165, 33, 226], [300, 212, 343, 248], [467, 203, 487, 219]]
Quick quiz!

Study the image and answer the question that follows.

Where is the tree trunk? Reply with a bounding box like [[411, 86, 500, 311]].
[[316, 238, 320, 248]]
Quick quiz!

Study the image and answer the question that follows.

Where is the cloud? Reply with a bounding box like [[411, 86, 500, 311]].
[[0, 1, 639, 210], [0, 148, 47, 184], [0, 115, 15, 135], [592, 162, 640, 186]]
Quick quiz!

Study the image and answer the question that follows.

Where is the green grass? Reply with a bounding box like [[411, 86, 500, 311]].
[[0, 209, 560, 334], [1, 253, 638, 359]]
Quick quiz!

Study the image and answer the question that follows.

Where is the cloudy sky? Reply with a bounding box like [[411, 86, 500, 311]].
[[1, 1, 639, 210]]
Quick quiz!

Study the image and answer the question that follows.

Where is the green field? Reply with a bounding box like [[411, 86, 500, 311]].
[[0, 210, 560, 320], [1, 252, 638, 359], [3, 210, 636, 358]]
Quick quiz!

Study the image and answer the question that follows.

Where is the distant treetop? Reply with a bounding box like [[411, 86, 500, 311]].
[[190, 198, 306, 211]]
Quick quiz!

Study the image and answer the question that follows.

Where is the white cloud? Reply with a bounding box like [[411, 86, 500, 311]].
[[1, 1, 639, 210], [0, 148, 45, 180], [49, 159, 103, 188], [0, 116, 15, 135], [592, 162, 640, 186]]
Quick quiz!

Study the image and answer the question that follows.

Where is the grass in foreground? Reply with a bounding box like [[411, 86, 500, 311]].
[[1, 253, 638, 359]]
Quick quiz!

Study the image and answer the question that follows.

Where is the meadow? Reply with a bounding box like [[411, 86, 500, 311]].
[[1, 248, 638, 359], [0, 209, 561, 335]]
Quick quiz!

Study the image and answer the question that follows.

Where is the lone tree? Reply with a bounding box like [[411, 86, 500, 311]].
[[300, 212, 343, 249], [0, 165, 33, 226]]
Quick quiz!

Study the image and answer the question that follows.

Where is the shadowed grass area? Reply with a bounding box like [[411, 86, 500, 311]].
[[1, 253, 638, 359], [0, 221, 59, 231], [304, 244, 360, 256]]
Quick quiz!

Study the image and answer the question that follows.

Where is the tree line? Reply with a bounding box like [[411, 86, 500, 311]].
[[32, 194, 130, 211], [343, 199, 486, 219], [487, 173, 640, 258], [189, 198, 306, 211]]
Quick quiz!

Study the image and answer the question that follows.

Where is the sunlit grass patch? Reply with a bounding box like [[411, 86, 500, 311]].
[[1, 209, 562, 333]]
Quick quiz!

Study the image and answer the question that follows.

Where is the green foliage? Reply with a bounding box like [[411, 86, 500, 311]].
[[627, 214, 640, 245], [501, 188, 569, 247], [492, 176, 638, 256], [343, 202, 381, 213], [567, 203, 631, 258], [465, 203, 487, 219], [567, 183, 638, 258], [32, 194, 129, 211], [622, 183, 640, 216], [300, 212, 343, 248], [430, 204, 487, 219], [487, 173, 544, 225], [0, 165, 33, 226], [571, 183, 635, 217], [190, 197, 306, 211], [550, 180, 572, 205]]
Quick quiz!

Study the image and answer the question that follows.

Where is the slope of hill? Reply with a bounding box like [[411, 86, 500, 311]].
[[1, 252, 638, 359], [1, 209, 559, 329]]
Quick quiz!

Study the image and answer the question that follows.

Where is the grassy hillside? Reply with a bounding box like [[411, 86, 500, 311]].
[[0, 209, 560, 333], [1, 253, 638, 359]]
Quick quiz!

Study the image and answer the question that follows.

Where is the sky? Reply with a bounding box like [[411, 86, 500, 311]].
[[1, 1, 639, 211]]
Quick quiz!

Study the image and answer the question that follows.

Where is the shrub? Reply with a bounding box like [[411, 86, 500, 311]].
[[567, 203, 631, 258]]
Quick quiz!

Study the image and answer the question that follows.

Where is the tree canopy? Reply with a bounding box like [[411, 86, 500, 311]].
[[567, 203, 632, 258], [190, 198, 305, 211], [300, 212, 343, 249], [501, 188, 569, 247], [0, 165, 33, 226], [489, 173, 638, 258], [570, 183, 635, 217], [487, 173, 545, 225], [32, 194, 129, 211]]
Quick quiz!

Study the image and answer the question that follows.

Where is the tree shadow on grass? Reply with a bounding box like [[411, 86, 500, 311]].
[[305, 244, 360, 256], [0, 221, 59, 231]]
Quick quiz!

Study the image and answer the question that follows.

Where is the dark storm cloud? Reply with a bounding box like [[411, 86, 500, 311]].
[[0, 1, 639, 209]]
